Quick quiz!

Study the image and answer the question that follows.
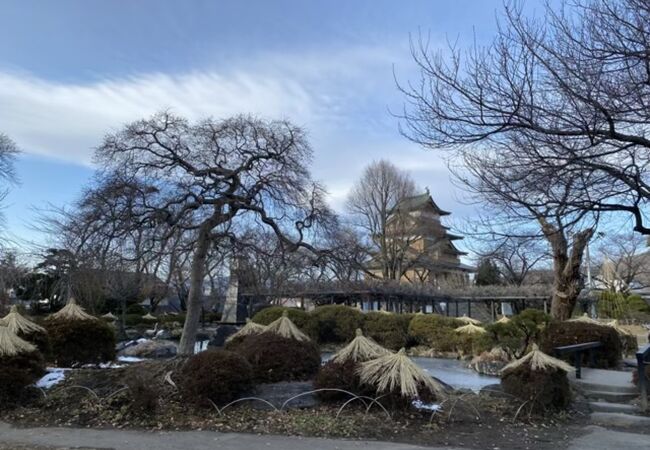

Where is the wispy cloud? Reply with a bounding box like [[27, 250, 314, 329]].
[[0, 43, 470, 219]]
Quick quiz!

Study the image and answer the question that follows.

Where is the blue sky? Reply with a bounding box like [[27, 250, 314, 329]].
[[0, 0, 538, 248]]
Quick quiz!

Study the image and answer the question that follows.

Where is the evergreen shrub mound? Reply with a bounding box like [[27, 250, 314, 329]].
[[0, 351, 46, 405], [501, 365, 571, 412], [485, 309, 550, 358], [598, 291, 628, 319], [408, 314, 462, 351], [310, 305, 364, 344], [313, 360, 374, 402], [229, 332, 320, 383], [363, 312, 414, 350], [179, 349, 253, 406], [45, 318, 116, 366], [541, 321, 622, 369], [626, 294, 650, 314], [252, 307, 316, 338]]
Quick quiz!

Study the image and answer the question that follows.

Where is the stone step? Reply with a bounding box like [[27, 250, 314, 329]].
[[573, 379, 638, 394], [587, 401, 640, 414], [590, 412, 650, 428], [583, 390, 639, 403]]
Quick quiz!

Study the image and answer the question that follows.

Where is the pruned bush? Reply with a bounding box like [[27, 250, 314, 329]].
[[125, 304, 147, 315], [0, 351, 46, 405], [454, 331, 493, 357], [252, 307, 316, 338], [363, 312, 414, 350], [313, 360, 373, 402], [626, 294, 650, 314], [408, 314, 462, 348], [179, 349, 253, 406], [501, 365, 571, 412], [45, 318, 116, 366], [228, 332, 320, 383], [541, 321, 621, 369], [310, 305, 364, 344], [485, 309, 550, 358]]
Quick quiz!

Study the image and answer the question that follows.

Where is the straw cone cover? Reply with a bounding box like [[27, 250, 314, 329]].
[[0, 305, 45, 335], [501, 344, 574, 374], [102, 312, 117, 320], [266, 311, 311, 341], [142, 313, 157, 321], [50, 298, 96, 321], [455, 323, 487, 334], [331, 328, 391, 363], [358, 348, 447, 398], [0, 326, 37, 357], [226, 319, 268, 343], [567, 313, 601, 325], [605, 319, 635, 336], [495, 315, 510, 324], [457, 314, 481, 325]]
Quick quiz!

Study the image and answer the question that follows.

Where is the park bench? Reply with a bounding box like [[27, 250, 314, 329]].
[[553, 341, 602, 379]]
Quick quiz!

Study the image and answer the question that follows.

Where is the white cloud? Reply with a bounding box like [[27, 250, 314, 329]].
[[0, 43, 476, 223]]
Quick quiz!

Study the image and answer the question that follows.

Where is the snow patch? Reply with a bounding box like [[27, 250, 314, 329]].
[[36, 368, 67, 389], [117, 356, 145, 363], [412, 399, 442, 412]]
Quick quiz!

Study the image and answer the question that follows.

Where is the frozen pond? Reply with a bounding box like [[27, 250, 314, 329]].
[[322, 353, 498, 392], [411, 357, 498, 392]]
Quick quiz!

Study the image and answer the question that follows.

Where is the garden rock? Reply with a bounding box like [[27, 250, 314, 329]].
[[120, 339, 177, 358]]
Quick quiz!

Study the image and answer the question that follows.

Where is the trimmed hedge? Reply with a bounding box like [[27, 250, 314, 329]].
[[408, 314, 462, 351], [541, 321, 622, 369], [485, 309, 550, 358], [363, 312, 414, 350], [0, 350, 46, 405], [310, 305, 364, 344], [179, 349, 253, 406], [228, 332, 320, 383], [252, 307, 316, 339], [45, 318, 116, 366], [501, 366, 571, 411]]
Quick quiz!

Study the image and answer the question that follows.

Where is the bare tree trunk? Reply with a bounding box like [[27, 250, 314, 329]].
[[541, 219, 594, 320], [178, 229, 210, 355]]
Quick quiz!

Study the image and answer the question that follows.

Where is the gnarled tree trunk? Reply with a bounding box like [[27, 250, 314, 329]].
[[540, 218, 594, 321]]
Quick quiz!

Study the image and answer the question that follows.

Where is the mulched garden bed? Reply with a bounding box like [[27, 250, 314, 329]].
[[0, 360, 589, 450]]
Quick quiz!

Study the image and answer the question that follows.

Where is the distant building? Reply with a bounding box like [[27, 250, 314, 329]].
[[367, 191, 474, 286]]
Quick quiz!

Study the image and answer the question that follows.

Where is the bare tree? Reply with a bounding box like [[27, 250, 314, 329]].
[[595, 231, 650, 289], [400, 0, 650, 234], [346, 160, 416, 280], [81, 112, 333, 354]]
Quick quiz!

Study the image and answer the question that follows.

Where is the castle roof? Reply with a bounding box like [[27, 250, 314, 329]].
[[390, 192, 451, 216]]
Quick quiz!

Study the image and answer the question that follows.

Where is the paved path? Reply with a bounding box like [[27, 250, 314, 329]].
[[1, 422, 648, 450], [0, 422, 448, 450]]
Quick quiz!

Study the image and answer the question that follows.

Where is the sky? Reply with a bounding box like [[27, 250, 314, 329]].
[[0, 0, 541, 251]]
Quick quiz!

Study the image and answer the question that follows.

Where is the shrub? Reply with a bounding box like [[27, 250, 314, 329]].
[[598, 291, 628, 319], [501, 365, 571, 412], [310, 305, 364, 344], [179, 349, 253, 406], [455, 332, 493, 357], [408, 314, 461, 351], [626, 294, 650, 314], [0, 351, 46, 405], [252, 307, 316, 338], [313, 360, 373, 402], [541, 321, 622, 369], [363, 312, 414, 350], [45, 318, 116, 366], [485, 309, 550, 358], [228, 332, 320, 383]]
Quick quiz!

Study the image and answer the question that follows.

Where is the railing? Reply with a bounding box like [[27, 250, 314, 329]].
[[554, 341, 602, 379], [637, 344, 650, 412]]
